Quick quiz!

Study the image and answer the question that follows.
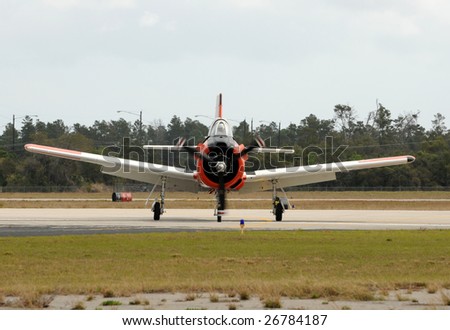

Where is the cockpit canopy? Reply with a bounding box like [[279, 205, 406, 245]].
[[208, 119, 233, 137]]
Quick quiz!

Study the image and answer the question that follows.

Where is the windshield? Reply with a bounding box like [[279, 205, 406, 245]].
[[208, 119, 233, 137]]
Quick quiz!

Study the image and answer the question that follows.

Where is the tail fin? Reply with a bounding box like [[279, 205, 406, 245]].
[[215, 93, 223, 118]]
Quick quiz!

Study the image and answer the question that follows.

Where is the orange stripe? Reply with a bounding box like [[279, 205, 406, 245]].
[[26, 144, 82, 155], [358, 156, 406, 163], [218, 93, 223, 118]]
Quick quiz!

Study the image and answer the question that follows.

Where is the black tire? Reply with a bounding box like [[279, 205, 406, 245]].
[[217, 215, 222, 222], [153, 202, 161, 221], [275, 203, 283, 221]]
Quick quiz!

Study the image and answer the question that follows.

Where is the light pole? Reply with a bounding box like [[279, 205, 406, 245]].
[[12, 114, 38, 151], [117, 110, 143, 142]]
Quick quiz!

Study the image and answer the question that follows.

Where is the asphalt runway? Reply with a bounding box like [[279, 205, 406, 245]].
[[0, 208, 449, 236]]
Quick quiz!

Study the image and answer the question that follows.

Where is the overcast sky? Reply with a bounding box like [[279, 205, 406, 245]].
[[1, 0, 449, 132]]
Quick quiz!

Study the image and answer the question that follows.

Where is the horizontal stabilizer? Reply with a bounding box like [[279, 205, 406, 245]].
[[143, 145, 184, 150], [253, 147, 295, 154]]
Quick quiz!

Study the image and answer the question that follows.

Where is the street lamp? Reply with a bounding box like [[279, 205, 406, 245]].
[[12, 114, 38, 151], [117, 110, 143, 142], [194, 114, 214, 121]]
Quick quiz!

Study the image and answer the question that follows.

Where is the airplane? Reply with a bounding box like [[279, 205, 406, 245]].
[[25, 94, 415, 222]]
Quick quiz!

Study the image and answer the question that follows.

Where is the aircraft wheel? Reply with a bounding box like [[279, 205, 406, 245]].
[[153, 202, 161, 221], [217, 216, 222, 222], [275, 203, 283, 221]]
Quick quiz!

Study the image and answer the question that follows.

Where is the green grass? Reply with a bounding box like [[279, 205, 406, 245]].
[[101, 300, 122, 306], [0, 231, 449, 300]]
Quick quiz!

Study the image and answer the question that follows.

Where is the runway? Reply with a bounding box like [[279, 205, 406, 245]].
[[0, 208, 449, 236]]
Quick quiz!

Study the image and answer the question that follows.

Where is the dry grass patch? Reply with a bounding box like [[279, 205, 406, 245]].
[[1, 191, 450, 210], [262, 296, 282, 309], [441, 292, 450, 306]]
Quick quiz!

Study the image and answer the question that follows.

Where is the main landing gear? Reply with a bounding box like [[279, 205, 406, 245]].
[[271, 180, 290, 221], [147, 176, 167, 221]]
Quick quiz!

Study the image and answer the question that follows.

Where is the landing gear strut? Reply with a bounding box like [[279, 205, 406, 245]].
[[214, 195, 225, 222], [272, 180, 289, 221], [147, 176, 167, 221]]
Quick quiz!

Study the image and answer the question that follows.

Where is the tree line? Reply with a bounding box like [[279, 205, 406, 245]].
[[0, 103, 449, 190]]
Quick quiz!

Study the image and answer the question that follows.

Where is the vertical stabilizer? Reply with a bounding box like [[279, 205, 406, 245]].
[[215, 93, 223, 118]]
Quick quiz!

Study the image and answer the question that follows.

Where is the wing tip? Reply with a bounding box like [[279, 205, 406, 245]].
[[407, 155, 416, 163], [24, 143, 36, 152]]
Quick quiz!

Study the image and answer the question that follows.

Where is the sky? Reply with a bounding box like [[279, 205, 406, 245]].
[[1, 0, 449, 132]]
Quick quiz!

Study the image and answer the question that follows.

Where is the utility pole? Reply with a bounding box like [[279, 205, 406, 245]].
[[139, 110, 142, 140], [12, 114, 15, 151], [278, 121, 281, 147]]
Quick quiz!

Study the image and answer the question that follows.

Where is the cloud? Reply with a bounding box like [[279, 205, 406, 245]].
[[363, 10, 422, 37], [414, 0, 450, 25], [139, 11, 160, 27], [228, 0, 272, 9], [42, 0, 136, 10]]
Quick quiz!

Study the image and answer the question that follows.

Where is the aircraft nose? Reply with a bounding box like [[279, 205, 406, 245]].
[[216, 161, 227, 173]]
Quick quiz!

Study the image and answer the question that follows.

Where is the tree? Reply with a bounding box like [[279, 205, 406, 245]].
[[109, 118, 132, 144], [46, 120, 68, 139], [371, 103, 393, 144], [0, 123, 17, 149], [20, 116, 37, 144], [151, 119, 168, 145], [297, 114, 334, 147], [184, 117, 208, 144], [167, 115, 184, 145], [333, 104, 356, 142], [256, 121, 278, 147], [431, 113, 447, 136], [233, 120, 252, 145], [0, 104, 448, 190], [284, 123, 298, 146], [394, 111, 425, 149]]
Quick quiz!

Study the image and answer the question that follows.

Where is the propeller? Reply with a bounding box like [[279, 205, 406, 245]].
[[237, 135, 266, 157]]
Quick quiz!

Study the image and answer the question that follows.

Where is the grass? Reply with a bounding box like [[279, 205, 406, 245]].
[[1, 191, 449, 210], [71, 302, 86, 310], [209, 293, 219, 303], [263, 297, 282, 309], [0, 230, 449, 301], [102, 300, 122, 306]]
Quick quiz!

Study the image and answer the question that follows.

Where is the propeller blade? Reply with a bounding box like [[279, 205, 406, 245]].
[[239, 135, 266, 156]]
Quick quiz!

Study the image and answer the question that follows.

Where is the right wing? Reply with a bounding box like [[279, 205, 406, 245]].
[[24, 144, 200, 192], [240, 155, 415, 192]]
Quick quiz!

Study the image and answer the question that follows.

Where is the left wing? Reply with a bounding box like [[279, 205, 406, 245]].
[[240, 155, 415, 192], [25, 144, 199, 192]]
